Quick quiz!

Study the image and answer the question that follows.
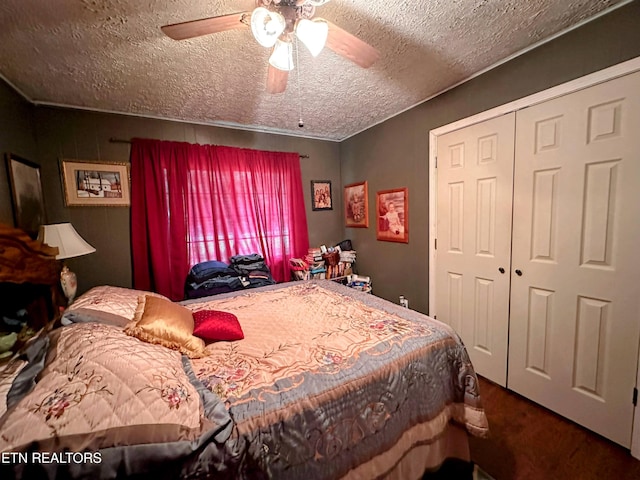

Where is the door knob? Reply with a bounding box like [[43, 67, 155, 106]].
[[515, 269, 523, 276], [498, 267, 505, 274]]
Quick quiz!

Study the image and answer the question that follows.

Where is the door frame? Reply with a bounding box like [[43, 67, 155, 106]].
[[428, 55, 640, 458]]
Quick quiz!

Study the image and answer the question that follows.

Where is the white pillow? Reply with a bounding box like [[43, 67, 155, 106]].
[[65, 286, 170, 326]]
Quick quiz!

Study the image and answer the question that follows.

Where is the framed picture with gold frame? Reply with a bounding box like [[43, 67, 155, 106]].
[[344, 181, 368, 228], [61, 159, 130, 207], [5, 153, 46, 237], [311, 180, 332, 211], [376, 187, 408, 243]]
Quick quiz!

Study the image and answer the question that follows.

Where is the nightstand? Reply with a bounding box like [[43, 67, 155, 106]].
[[0, 224, 63, 360]]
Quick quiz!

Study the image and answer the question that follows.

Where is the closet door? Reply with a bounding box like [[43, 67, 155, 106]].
[[508, 71, 640, 447], [435, 113, 515, 386]]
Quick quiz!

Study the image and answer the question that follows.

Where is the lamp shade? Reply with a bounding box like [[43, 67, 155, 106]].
[[269, 39, 294, 71], [296, 18, 328, 57], [38, 223, 96, 260], [251, 7, 286, 48]]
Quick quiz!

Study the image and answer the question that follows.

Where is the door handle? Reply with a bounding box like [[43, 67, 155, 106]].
[[498, 267, 505, 274], [515, 269, 523, 276]]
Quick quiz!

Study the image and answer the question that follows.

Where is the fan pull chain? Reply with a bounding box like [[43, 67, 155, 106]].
[[295, 37, 304, 128]]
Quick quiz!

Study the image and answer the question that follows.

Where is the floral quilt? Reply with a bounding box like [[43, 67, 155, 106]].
[[0, 281, 487, 479]]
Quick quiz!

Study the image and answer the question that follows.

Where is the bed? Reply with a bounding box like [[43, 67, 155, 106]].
[[0, 280, 488, 479]]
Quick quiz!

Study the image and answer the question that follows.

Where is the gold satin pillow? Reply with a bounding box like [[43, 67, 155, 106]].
[[124, 295, 206, 358]]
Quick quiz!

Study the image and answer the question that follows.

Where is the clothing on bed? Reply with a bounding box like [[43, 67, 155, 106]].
[[188, 260, 238, 284], [185, 254, 276, 299], [229, 253, 275, 288], [184, 260, 243, 298]]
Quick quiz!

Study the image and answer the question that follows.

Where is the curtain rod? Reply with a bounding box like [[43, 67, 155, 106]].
[[108, 138, 309, 158]]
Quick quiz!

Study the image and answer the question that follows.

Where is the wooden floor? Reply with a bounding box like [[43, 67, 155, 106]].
[[469, 377, 640, 480]]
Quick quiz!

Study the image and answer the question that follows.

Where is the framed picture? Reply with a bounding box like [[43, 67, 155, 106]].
[[5, 153, 46, 238], [376, 188, 408, 243], [311, 180, 332, 211], [344, 181, 369, 228], [61, 159, 130, 207]]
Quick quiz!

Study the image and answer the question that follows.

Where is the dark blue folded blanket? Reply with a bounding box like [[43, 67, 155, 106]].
[[230, 253, 264, 265], [188, 275, 247, 292], [188, 260, 238, 284], [233, 262, 269, 274]]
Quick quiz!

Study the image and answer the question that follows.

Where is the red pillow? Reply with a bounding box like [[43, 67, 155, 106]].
[[192, 310, 244, 342]]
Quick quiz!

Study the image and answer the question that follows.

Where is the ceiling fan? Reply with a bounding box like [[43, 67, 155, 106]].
[[161, 0, 380, 94]]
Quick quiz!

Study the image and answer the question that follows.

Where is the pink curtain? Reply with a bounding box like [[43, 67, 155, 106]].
[[131, 139, 309, 300]]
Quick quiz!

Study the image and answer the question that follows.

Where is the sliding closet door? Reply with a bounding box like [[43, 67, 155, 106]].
[[508, 70, 640, 447], [435, 113, 515, 386]]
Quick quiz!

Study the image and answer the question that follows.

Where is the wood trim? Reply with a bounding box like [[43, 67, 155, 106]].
[[0, 223, 64, 338], [0, 223, 59, 284]]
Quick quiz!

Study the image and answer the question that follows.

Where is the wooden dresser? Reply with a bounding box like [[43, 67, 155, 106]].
[[0, 223, 63, 357]]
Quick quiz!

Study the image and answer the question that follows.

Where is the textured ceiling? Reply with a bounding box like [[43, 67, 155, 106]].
[[0, 0, 627, 141]]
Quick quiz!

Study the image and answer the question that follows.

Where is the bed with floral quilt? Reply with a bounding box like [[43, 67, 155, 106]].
[[0, 280, 488, 479]]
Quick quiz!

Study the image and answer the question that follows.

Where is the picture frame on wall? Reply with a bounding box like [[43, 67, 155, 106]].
[[376, 187, 409, 243], [5, 153, 46, 238], [61, 159, 130, 207], [344, 181, 369, 228], [311, 180, 333, 211]]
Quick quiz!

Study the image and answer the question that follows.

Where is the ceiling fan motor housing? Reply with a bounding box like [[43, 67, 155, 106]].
[[257, 0, 316, 33], [162, 0, 378, 93]]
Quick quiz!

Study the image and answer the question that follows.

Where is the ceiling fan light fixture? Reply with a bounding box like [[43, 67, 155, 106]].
[[269, 39, 295, 71], [251, 7, 286, 48], [296, 18, 328, 57]]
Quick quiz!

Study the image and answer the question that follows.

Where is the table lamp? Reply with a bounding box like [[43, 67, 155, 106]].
[[38, 223, 96, 304]]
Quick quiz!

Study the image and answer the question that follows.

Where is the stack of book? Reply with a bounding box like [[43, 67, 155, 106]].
[[309, 263, 326, 279], [305, 248, 322, 265], [338, 249, 356, 277], [325, 262, 346, 279], [339, 250, 356, 263], [302, 247, 323, 279]]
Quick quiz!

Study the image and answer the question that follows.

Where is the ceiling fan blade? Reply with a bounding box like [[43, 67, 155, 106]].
[[161, 13, 249, 40], [266, 65, 289, 94], [324, 20, 380, 69]]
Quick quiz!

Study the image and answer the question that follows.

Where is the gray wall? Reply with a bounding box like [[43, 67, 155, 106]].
[[0, 81, 38, 225], [340, 1, 640, 314], [2, 2, 639, 306], [28, 107, 341, 295]]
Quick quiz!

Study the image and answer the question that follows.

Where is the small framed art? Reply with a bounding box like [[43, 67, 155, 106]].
[[344, 181, 368, 228], [376, 188, 408, 243], [5, 153, 46, 238], [311, 180, 332, 211], [61, 159, 130, 207]]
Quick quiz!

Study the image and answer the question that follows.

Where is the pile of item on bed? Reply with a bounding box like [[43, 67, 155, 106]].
[[184, 253, 275, 299]]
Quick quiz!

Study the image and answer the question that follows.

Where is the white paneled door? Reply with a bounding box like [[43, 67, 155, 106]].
[[435, 113, 515, 386], [508, 71, 640, 447]]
